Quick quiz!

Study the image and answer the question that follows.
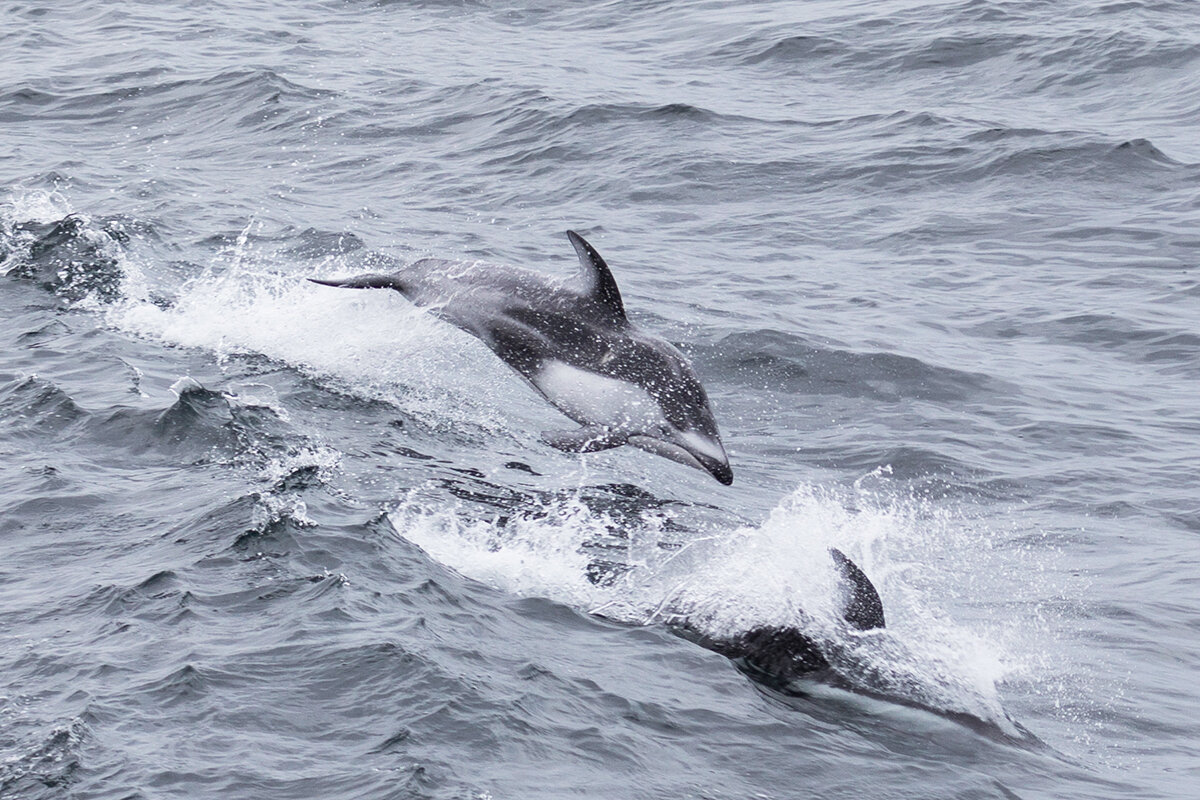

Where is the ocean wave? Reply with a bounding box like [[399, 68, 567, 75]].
[[718, 0, 1200, 80], [690, 328, 997, 403], [0, 718, 87, 800], [1, 212, 128, 302], [969, 310, 1200, 374], [0, 375, 88, 436], [3, 0, 1186, 792], [0, 67, 331, 128]]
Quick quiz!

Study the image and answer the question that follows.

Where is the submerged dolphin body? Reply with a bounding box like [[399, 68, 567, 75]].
[[678, 548, 887, 683], [309, 231, 733, 484], [671, 551, 1037, 742]]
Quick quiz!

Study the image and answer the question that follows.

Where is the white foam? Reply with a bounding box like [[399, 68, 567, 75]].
[[0, 187, 74, 228], [394, 490, 613, 609], [105, 227, 532, 436]]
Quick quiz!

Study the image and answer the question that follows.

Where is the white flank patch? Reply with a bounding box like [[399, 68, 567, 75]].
[[533, 361, 667, 431]]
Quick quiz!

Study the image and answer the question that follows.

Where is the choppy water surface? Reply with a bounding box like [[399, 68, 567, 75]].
[[2, 1, 1198, 798]]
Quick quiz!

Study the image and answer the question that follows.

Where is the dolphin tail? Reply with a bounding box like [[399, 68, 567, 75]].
[[308, 274, 409, 293], [829, 548, 886, 630]]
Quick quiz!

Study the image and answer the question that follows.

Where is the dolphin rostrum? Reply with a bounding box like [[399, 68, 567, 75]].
[[309, 231, 733, 484]]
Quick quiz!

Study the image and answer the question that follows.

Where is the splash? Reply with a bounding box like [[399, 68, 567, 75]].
[[0, 187, 74, 228], [113, 221, 434, 372], [1, 188, 131, 303], [394, 489, 616, 609], [389, 477, 1021, 731], [0, 190, 527, 438], [105, 218, 529, 437]]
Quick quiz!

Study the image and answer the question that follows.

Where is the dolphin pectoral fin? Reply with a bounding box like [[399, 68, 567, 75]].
[[308, 274, 409, 293], [541, 426, 626, 453], [829, 548, 886, 631]]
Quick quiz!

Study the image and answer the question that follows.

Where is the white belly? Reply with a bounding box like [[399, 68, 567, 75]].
[[533, 361, 667, 431]]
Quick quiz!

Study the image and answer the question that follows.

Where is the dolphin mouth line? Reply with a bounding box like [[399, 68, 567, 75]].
[[627, 435, 733, 485]]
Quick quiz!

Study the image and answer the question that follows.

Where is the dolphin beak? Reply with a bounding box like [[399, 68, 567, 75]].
[[702, 456, 734, 486], [627, 432, 733, 486]]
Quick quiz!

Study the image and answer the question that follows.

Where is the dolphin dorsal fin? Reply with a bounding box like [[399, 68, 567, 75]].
[[829, 548, 886, 631], [566, 230, 626, 323]]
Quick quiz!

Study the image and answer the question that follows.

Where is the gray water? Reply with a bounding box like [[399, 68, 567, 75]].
[[2, 1, 1198, 798]]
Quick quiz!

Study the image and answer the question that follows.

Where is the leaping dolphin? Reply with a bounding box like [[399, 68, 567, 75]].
[[309, 231, 733, 484]]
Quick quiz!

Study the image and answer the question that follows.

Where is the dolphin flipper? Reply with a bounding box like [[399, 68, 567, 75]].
[[829, 548, 886, 631], [541, 426, 627, 453]]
